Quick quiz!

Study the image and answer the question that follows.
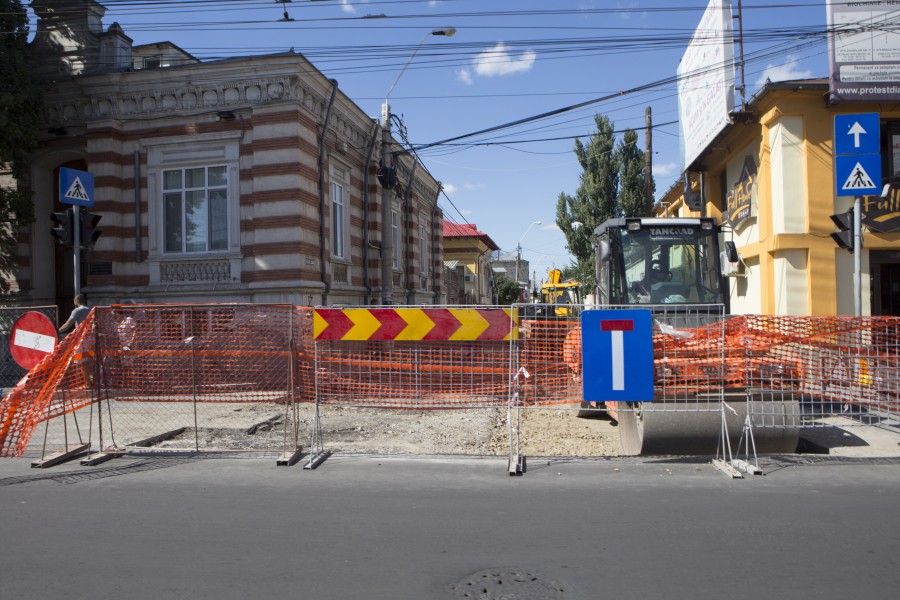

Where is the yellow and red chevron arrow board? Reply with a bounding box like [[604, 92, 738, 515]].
[[313, 308, 518, 341]]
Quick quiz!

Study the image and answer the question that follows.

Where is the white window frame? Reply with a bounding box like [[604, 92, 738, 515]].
[[391, 208, 401, 271], [330, 166, 350, 261], [162, 165, 229, 254], [145, 132, 242, 285], [419, 223, 428, 276]]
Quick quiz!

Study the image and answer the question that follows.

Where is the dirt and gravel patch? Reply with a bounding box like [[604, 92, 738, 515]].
[[152, 403, 624, 457], [105, 401, 624, 457]]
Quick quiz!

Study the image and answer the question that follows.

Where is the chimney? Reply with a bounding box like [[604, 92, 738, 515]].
[[30, 0, 109, 78]]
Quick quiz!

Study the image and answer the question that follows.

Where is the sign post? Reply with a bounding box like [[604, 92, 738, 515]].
[[834, 113, 881, 316], [59, 167, 95, 296]]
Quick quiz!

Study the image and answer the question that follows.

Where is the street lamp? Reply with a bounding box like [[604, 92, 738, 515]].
[[380, 27, 456, 305], [515, 220, 541, 295]]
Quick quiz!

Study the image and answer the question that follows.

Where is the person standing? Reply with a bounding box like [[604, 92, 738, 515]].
[[59, 294, 90, 334]]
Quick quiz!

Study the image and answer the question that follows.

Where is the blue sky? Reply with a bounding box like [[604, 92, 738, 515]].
[[30, 0, 831, 281]]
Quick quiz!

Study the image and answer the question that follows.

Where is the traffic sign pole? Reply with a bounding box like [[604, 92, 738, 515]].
[[73, 204, 81, 296], [854, 197, 862, 316]]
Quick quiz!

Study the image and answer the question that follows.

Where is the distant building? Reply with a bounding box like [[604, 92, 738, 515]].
[[442, 222, 499, 305], [490, 250, 532, 300]]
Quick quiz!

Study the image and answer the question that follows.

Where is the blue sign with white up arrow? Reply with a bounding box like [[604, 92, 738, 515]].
[[834, 113, 882, 197]]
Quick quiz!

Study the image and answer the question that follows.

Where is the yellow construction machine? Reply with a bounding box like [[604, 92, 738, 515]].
[[539, 269, 583, 316]]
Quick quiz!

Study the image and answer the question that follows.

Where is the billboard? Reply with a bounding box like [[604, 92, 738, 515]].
[[828, 0, 900, 103], [677, 0, 735, 172]]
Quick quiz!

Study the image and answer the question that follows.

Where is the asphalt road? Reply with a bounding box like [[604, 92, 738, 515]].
[[1, 452, 899, 600]]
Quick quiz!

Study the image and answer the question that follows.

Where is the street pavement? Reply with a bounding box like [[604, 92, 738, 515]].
[[1, 451, 899, 600]]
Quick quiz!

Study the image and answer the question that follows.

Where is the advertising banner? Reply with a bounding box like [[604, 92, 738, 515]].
[[828, 0, 900, 103]]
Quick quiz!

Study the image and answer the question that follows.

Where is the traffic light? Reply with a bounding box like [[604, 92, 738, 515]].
[[830, 209, 855, 253], [79, 210, 102, 249], [50, 209, 74, 247]]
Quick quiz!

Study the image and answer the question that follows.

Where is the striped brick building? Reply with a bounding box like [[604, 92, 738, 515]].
[[6, 0, 445, 311]]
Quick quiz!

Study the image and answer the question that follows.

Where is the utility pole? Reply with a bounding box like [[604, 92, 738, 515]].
[[644, 106, 653, 216], [380, 103, 394, 305]]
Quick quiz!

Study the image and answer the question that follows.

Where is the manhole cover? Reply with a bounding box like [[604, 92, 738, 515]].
[[450, 567, 569, 599]]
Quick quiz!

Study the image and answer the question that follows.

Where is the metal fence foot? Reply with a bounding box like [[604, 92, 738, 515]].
[[304, 449, 332, 470], [712, 458, 743, 478], [508, 453, 526, 476], [31, 443, 91, 468], [276, 446, 304, 467]]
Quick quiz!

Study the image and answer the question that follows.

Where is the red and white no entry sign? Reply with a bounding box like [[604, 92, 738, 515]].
[[10, 312, 58, 370]]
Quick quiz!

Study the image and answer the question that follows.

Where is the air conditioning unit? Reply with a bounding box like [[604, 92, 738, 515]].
[[720, 251, 746, 277], [464, 275, 475, 282]]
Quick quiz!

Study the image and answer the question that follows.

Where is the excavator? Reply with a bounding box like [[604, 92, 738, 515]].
[[581, 216, 799, 455], [539, 269, 583, 316]]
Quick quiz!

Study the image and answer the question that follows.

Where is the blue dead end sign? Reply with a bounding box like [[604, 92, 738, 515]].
[[581, 309, 654, 402], [59, 167, 95, 208]]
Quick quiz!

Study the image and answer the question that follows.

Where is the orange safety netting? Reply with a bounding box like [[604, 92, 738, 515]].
[[0, 311, 96, 457], [3, 305, 899, 457]]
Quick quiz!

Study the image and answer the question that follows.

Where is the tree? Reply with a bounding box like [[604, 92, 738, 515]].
[[556, 114, 652, 288], [556, 114, 618, 285], [494, 275, 521, 305], [1, 0, 42, 278], [617, 129, 652, 218], [1, 0, 42, 178]]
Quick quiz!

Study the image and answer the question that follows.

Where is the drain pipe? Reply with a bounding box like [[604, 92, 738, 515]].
[[317, 79, 339, 305], [402, 159, 418, 305], [133, 150, 142, 262], [430, 185, 442, 304], [361, 120, 380, 303]]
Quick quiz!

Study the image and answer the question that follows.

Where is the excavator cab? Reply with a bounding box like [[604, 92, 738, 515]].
[[594, 217, 727, 310]]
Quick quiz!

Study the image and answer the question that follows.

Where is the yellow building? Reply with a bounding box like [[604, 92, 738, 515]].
[[442, 222, 499, 305], [659, 78, 900, 316]]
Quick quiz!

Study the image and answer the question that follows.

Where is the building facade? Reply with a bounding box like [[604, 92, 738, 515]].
[[3, 0, 444, 310], [442, 222, 499, 305], [659, 79, 900, 316]]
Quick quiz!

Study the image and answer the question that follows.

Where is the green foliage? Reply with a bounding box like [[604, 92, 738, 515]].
[[1, 0, 42, 280], [495, 275, 521, 305], [617, 129, 651, 218], [1, 0, 43, 179], [556, 113, 653, 289]]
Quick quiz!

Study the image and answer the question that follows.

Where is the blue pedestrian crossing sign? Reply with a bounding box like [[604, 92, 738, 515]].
[[581, 309, 654, 402], [836, 154, 882, 196], [834, 113, 882, 197], [59, 167, 94, 207]]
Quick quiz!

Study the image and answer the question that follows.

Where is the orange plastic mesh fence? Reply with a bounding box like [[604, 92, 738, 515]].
[[0, 304, 314, 457], [3, 304, 900, 457], [0, 311, 96, 457], [737, 314, 900, 423]]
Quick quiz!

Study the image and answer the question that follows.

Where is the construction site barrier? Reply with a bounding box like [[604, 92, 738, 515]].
[[1, 303, 899, 461]]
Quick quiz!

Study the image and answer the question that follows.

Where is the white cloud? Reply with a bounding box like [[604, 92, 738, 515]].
[[456, 68, 473, 85], [542, 223, 560, 231], [459, 208, 473, 216], [755, 56, 814, 86], [340, 0, 356, 14], [463, 182, 487, 192], [653, 162, 678, 178], [473, 43, 536, 77], [442, 183, 458, 195]]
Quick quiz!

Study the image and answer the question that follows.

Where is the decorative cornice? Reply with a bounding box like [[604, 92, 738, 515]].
[[45, 73, 373, 150]]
